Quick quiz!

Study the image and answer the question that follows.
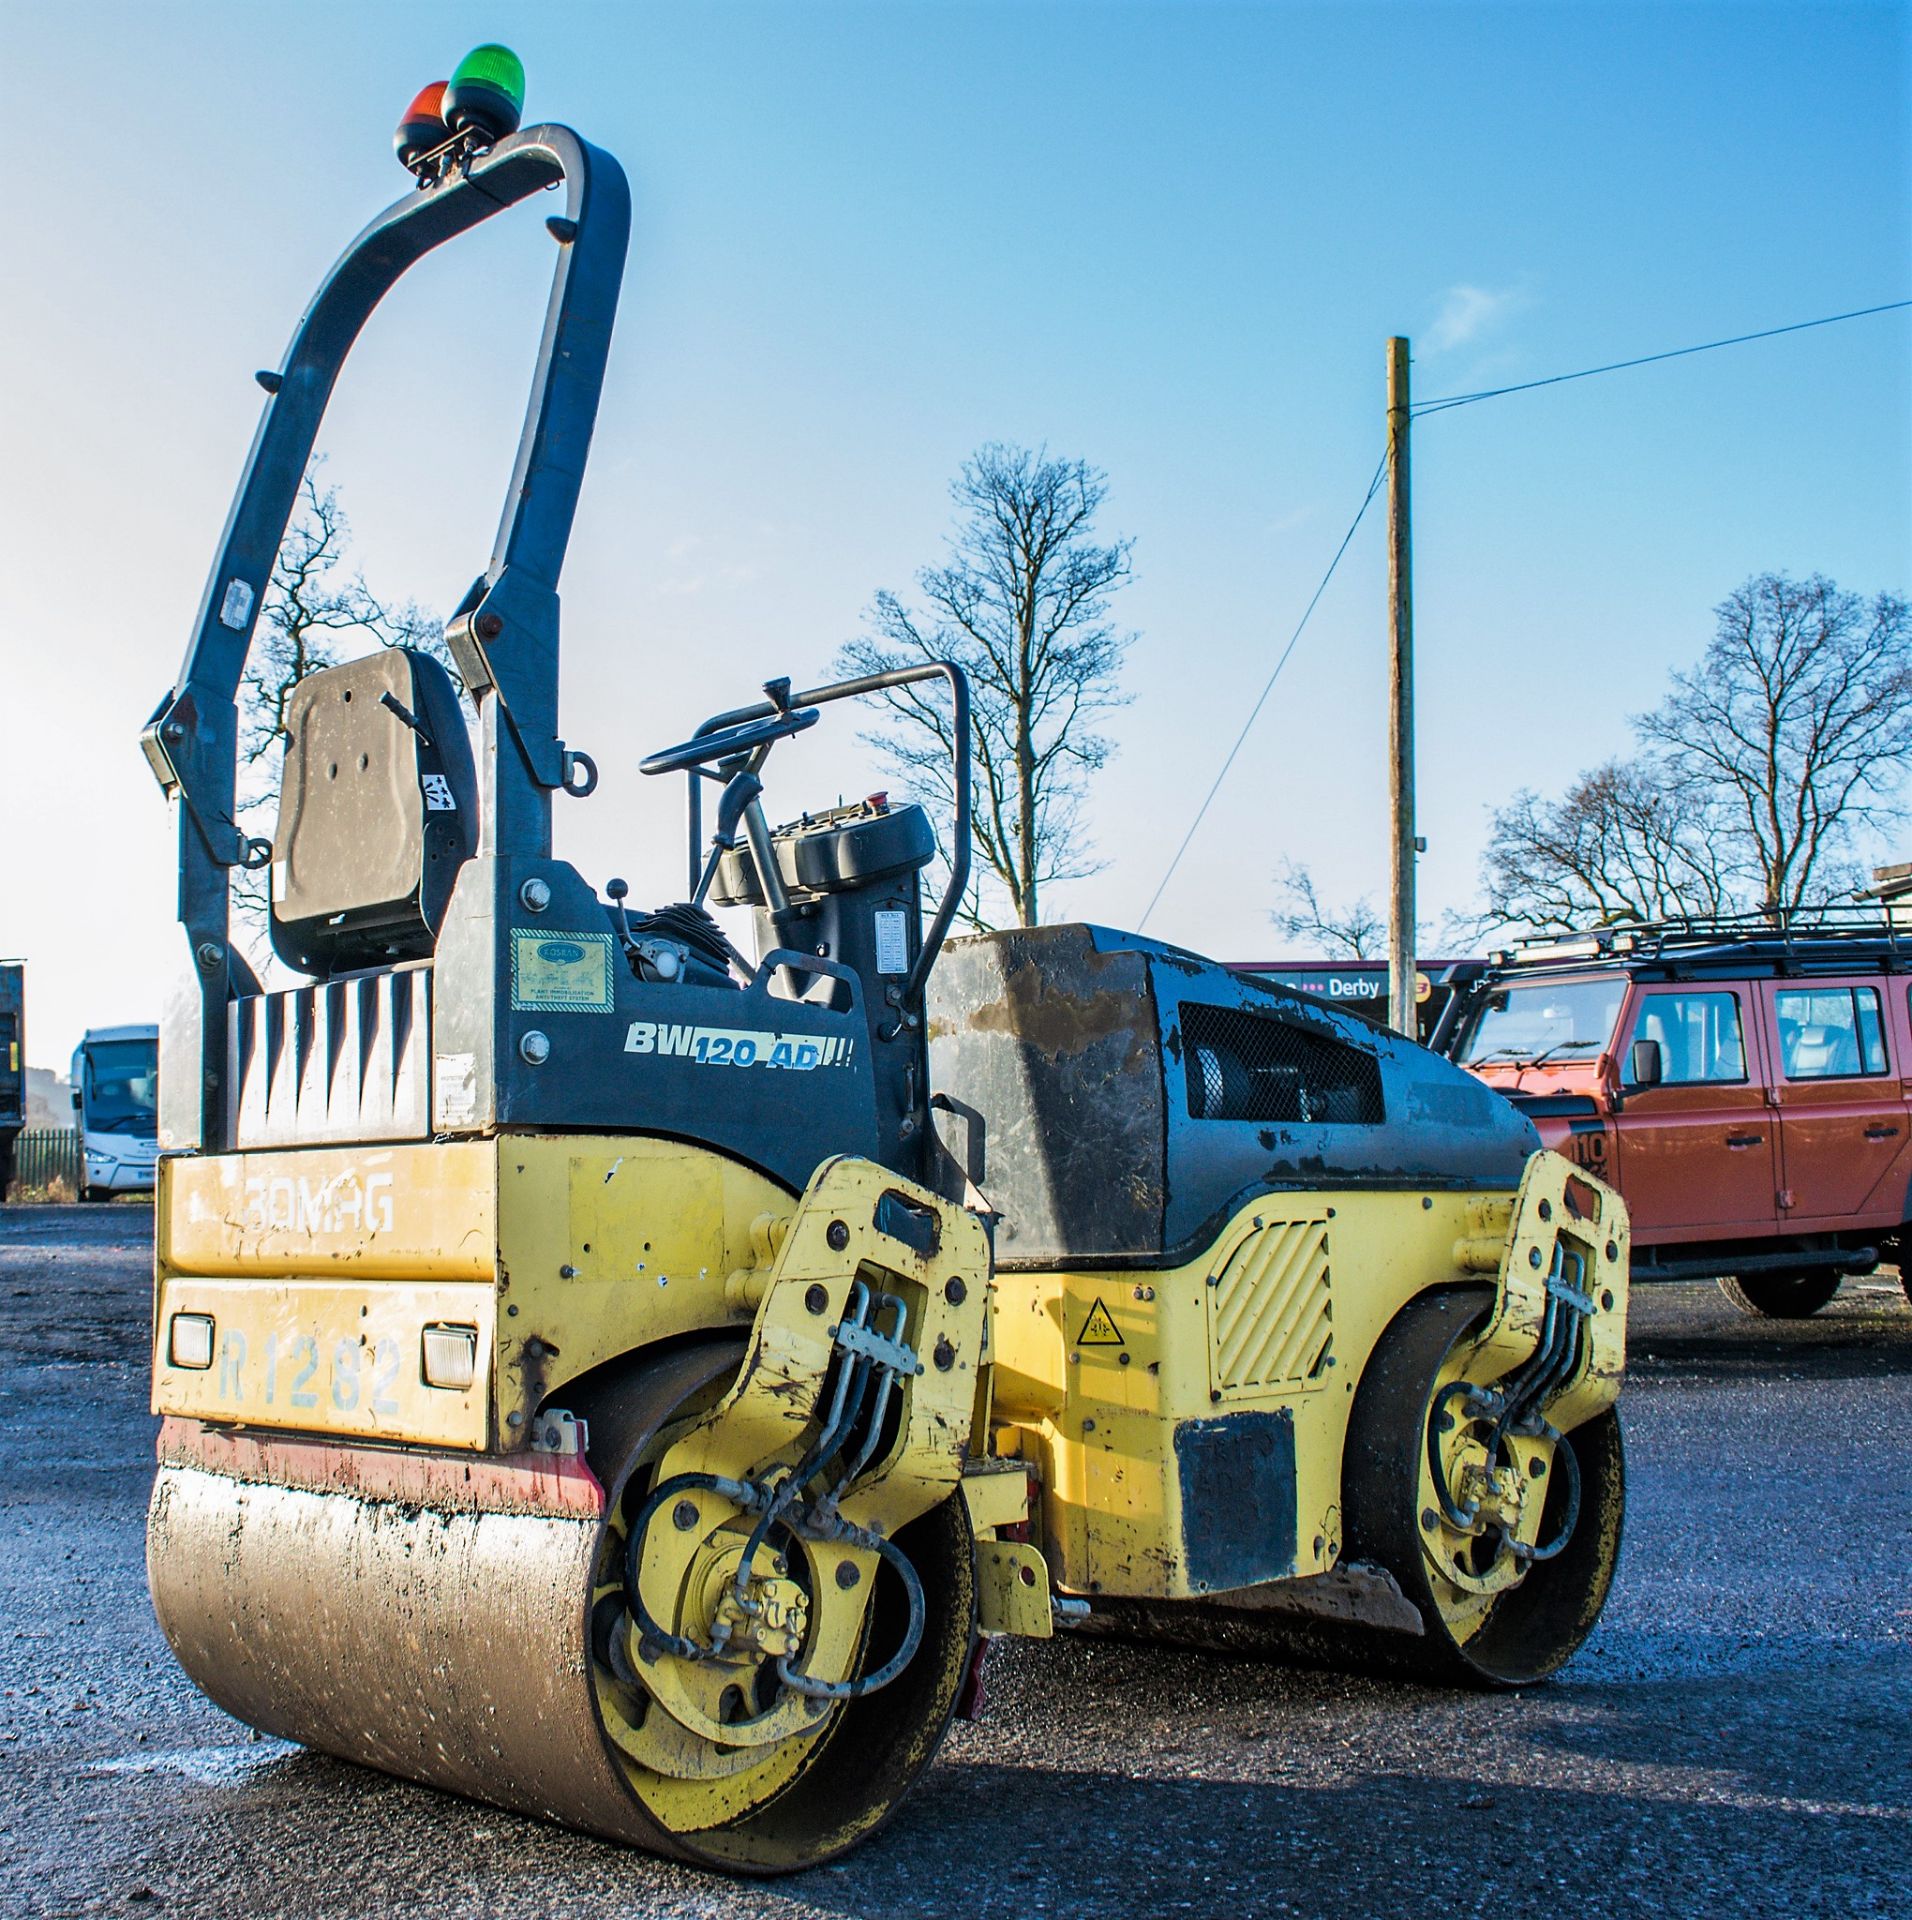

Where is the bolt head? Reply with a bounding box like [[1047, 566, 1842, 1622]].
[[475, 611, 504, 640], [825, 1219, 850, 1252], [804, 1284, 829, 1316], [944, 1276, 967, 1307], [933, 1336, 956, 1372], [672, 1500, 700, 1532], [520, 1030, 551, 1065], [835, 1561, 861, 1589], [195, 941, 223, 972], [520, 877, 551, 912]]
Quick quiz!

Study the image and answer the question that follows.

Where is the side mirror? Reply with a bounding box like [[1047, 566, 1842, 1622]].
[[1628, 1038, 1664, 1089]]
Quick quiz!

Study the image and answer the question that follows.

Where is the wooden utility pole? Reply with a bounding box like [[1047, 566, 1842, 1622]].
[[1386, 337, 1417, 1039]]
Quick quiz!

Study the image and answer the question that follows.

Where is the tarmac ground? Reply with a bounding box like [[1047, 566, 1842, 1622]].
[[1, 1202, 1907, 1919]]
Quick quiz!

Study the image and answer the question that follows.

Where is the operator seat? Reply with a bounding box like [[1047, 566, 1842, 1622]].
[[269, 647, 477, 978]]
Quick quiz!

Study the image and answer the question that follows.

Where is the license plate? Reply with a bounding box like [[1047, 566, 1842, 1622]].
[[153, 1276, 494, 1449]]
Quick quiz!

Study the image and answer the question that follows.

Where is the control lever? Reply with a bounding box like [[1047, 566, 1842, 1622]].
[[605, 876, 694, 984]]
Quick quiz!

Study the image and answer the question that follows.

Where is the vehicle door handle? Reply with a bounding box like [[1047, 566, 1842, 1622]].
[[1865, 1125, 1901, 1142], [1724, 1133, 1763, 1148]]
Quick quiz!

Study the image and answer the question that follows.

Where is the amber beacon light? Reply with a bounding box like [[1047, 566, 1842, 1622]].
[[393, 81, 450, 169]]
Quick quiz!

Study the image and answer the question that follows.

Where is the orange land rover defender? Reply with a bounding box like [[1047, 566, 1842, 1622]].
[[1442, 917, 1912, 1319]]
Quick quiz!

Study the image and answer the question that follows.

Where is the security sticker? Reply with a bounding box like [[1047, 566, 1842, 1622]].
[[511, 930, 614, 1012]]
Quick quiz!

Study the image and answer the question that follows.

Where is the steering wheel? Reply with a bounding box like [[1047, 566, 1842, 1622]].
[[639, 708, 818, 777]]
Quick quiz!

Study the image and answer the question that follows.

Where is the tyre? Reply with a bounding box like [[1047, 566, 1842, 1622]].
[[1717, 1270, 1841, 1319], [1340, 1286, 1625, 1687]]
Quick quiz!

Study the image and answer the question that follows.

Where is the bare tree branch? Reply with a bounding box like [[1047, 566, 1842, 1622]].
[[837, 444, 1134, 928], [1269, 861, 1389, 960], [1477, 758, 1736, 934], [1634, 573, 1912, 915], [1475, 572, 1910, 934], [231, 471, 465, 961]]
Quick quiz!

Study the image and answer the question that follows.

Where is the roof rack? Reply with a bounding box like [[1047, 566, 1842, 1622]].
[[1486, 904, 1911, 973]]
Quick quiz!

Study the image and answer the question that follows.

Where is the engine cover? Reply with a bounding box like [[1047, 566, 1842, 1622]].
[[927, 924, 1538, 1267]]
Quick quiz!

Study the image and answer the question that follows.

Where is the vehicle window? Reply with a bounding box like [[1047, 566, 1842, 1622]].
[[1630, 991, 1746, 1085], [1774, 987, 1888, 1079], [84, 1040, 159, 1131], [1458, 976, 1626, 1065]]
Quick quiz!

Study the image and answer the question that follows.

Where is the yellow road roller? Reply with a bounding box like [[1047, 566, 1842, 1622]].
[[140, 47, 1630, 1874]]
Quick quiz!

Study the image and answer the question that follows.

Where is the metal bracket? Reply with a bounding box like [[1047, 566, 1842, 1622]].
[[528, 1408, 586, 1456], [830, 1314, 925, 1378]]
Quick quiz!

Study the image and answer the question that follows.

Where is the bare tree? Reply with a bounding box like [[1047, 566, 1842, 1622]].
[[1479, 758, 1736, 932], [1477, 573, 1910, 933], [838, 444, 1133, 928], [1270, 860, 1387, 959], [1636, 572, 1912, 914], [232, 472, 459, 951], [240, 473, 453, 772]]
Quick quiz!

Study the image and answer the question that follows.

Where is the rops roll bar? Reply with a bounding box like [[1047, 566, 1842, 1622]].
[[143, 124, 630, 1150]]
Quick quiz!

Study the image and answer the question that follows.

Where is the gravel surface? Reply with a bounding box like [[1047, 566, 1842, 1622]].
[[2, 1204, 1907, 1918]]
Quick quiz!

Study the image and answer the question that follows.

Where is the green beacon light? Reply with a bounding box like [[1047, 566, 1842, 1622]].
[[443, 44, 526, 143]]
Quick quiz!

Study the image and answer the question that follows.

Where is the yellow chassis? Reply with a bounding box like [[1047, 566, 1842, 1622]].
[[153, 1136, 1626, 1632]]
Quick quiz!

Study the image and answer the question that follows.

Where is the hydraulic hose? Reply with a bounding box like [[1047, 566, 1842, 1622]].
[[774, 1523, 927, 1701]]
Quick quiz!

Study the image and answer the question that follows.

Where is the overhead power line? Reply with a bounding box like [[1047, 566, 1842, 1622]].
[[1139, 294, 1909, 933], [1412, 298, 1912, 416], [1137, 450, 1388, 931]]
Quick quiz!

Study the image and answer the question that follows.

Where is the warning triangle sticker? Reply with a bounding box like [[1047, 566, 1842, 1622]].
[[1075, 1298, 1125, 1347]]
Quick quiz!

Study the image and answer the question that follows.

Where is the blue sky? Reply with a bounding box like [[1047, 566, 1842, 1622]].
[[1, 1, 1907, 1068]]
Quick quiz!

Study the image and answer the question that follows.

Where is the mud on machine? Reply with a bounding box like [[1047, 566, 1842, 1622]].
[[140, 47, 1633, 1873]]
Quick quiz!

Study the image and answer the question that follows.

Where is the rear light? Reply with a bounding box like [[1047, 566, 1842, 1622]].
[[169, 1313, 215, 1370], [421, 1323, 479, 1391]]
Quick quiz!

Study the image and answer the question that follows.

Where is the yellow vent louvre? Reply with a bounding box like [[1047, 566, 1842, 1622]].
[[1207, 1216, 1333, 1394]]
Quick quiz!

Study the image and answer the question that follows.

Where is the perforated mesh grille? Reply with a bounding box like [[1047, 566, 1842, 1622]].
[[1180, 1002, 1385, 1126], [1208, 1217, 1334, 1392]]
